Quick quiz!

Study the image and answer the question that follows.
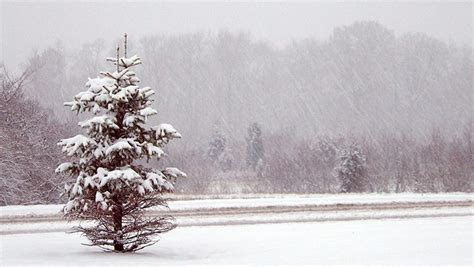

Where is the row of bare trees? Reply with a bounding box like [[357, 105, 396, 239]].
[[21, 22, 472, 146], [169, 125, 472, 194], [0, 66, 69, 205]]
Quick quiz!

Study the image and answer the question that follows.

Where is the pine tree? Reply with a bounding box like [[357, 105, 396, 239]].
[[335, 143, 368, 193], [313, 137, 337, 191], [207, 129, 226, 162], [245, 123, 264, 175], [207, 126, 233, 171], [56, 35, 186, 252], [219, 146, 234, 172]]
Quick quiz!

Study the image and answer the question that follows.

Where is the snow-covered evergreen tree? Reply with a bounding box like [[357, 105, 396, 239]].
[[56, 35, 186, 252], [219, 147, 234, 172], [207, 128, 226, 162], [207, 126, 233, 171], [245, 123, 264, 171], [334, 143, 368, 193]]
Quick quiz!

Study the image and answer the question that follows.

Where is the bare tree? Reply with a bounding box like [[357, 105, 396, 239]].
[[0, 65, 66, 205]]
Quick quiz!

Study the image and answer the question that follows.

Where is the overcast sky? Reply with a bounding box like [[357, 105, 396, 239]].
[[1, 1, 472, 71]]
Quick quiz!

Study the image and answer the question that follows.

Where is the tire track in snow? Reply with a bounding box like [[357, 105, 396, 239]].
[[1, 200, 471, 223], [1, 200, 472, 235]]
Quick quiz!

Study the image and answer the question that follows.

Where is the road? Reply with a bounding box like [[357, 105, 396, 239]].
[[1, 194, 472, 234]]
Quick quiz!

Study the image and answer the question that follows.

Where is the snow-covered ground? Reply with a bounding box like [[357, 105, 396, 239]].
[[1, 194, 472, 265], [1, 216, 472, 266]]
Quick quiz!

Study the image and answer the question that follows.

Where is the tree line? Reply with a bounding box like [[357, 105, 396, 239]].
[[22, 21, 472, 144], [169, 122, 472, 194], [0, 21, 472, 205]]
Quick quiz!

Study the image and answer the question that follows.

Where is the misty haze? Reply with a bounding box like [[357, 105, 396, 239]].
[[0, 1, 472, 266]]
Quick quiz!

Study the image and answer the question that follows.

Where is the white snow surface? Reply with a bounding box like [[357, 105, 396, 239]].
[[153, 123, 182, 138], [58, 135, 95, 156], [105, 139, 138, 155], [139, 107, 158, 119], [162, 167, 187, 178], [79, 115, 117, 129], [1, 216, 472, 265]]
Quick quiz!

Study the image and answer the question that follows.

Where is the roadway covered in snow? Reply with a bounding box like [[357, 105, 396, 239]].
[[1, 193, 472, 218], [0, 193, 472, 234]]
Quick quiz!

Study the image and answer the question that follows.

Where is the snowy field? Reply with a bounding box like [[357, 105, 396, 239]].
[[1, 216, 472, 266]]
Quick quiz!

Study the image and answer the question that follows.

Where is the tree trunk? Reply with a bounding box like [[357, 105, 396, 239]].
[[113, 202, 124, 252]]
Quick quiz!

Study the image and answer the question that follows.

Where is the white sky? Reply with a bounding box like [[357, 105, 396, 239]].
[[1, 1, 472, 71]]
